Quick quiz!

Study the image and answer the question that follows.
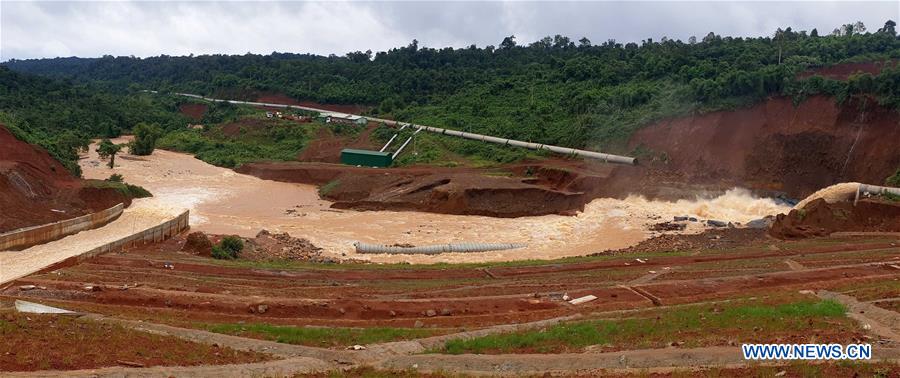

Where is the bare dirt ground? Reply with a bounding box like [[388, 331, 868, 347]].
[[79, 138, 788, 264], [0, 125, 129, 233], [2, 231, 898, 375], [0, 309, 269, 372]]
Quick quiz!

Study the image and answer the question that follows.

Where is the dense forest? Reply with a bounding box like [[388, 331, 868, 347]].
[[2, 20, 899, 167], [0, 67, 189, 174]]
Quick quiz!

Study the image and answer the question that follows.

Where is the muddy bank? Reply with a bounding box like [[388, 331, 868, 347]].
[[603, 95, 900, 200], [0, 125, 131, 233], [769, 197, 900, 239], [236, 161, 614, 217]]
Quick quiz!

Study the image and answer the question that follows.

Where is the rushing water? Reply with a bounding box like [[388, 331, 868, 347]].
[[81, 138, 790, 264]]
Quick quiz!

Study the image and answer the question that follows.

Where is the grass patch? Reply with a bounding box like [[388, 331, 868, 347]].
[[318, 179, 341, 197], [157, 117, 316, 168], [205, 323, 438, 348], [436, 300, 850, 354], [84, 179, 152, 198]]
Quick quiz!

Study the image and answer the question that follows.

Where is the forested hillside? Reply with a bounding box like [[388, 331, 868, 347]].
[[0, 67, 188, 174], [3, 21, 900, 166]]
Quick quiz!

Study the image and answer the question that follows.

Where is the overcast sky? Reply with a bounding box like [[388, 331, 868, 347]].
[[2, 1, 898, 61]]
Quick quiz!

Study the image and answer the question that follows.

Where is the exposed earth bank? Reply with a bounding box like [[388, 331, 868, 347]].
[[236, 93, 898, 218], [769, 197, 900, 239], [604, 95, 900, 200], [0, 125, 131, 233], [236, 160, 613, 217]]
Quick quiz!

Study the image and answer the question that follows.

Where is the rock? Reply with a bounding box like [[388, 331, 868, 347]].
[[414, 320, 424, 328], [257, 304, 268, 314], [707, 220, 727, 228], [440, 308, 452, 316], [774, 371, 786, 377], [19, 285, 36, 291], [347, 345, 366, 350], [673, 216, 689, 222], [425, 309, 437, 317], [182, 231, 213, 257], [389, 310, 397, 317], [746, 218, 770, 229]]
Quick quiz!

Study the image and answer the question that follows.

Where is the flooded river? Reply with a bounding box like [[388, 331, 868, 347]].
[[81, 138, 789, 263]]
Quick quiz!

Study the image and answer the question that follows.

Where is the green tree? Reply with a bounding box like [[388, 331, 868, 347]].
[[130, 122, 163, 155], [96, 138, 122, 168]]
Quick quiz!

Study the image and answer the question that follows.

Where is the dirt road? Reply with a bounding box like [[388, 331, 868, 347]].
[[0, 198, 181, 285], [80, 138, 789, 263]]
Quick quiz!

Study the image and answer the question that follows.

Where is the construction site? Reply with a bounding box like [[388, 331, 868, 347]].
[[1, 78, 899, 376], [2, 7, 900, 375]]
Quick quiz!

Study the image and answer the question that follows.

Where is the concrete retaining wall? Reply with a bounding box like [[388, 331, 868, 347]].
[[0, 203, 125, 251], [40, 210, 191, 273]]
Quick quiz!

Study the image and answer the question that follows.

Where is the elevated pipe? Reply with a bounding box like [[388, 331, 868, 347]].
[[379, 124, 407, 152], [856, 184, 900, 204], [391, 128, 422, 159], [169, 93, 637, 165]]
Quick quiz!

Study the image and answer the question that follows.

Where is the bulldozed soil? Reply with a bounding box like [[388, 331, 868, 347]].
[[770, 197, 900, 239], [237, 160, 615, 217], [2, 231, 897, 341], [0, 125, 130, 233], [601, 95, 900, 201]]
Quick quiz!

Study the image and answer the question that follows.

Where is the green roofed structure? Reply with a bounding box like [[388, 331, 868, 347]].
[[340, 148, 393, 168]]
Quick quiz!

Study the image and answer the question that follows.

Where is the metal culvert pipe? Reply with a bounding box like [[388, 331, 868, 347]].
[[354, 242, 527, 255]]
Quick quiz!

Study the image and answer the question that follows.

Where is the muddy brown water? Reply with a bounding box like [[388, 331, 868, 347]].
[[80, 138, 789, 264]]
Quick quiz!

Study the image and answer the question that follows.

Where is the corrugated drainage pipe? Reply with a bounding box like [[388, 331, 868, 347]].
[[354, 242, 527, 255]]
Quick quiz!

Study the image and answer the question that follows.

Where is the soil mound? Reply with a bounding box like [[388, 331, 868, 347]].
[[605, 95, 900, 201], [769, 198, 900, 239], [181, 231, 213, 256], [0, 126, 131, 233], [594, 228, 769, 255], [241, 229, 327, 261]]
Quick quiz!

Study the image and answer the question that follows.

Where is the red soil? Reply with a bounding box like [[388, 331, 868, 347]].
[[0, 125, 131, 233], [0, 310, 269, 371], [236, 160, 611, 217], [178, 103, 208, 121], [798, 61, 897, 81], [769, 198, 900, 239], [604, 95, 900, 200], [256, 94, 372, 115], [297, 124, 381, 163], [3, 232, 897, 331]]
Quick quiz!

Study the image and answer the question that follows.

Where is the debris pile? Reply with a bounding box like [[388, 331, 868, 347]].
[[242, 229, 326, 261], [181, 231, 213, 257], [769, 197, 900, 239], [595, 228, 769, 255]]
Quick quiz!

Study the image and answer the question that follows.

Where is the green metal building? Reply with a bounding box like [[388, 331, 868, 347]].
[[340, 148, 393, 168]]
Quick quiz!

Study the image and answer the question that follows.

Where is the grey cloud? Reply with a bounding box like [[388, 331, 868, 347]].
[[2, 1, 898, 61]]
